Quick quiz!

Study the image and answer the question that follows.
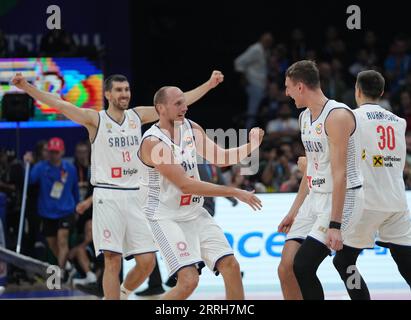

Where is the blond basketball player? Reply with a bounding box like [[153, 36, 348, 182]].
[[138, 86, 263, 300], [283, 60, 364, 300], [11, 71, 224, 299]]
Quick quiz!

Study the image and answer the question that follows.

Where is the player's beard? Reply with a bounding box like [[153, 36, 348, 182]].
[[113, 98, 129, 110]]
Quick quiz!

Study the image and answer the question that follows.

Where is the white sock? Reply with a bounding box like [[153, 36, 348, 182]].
[[120, 283, 132, 300]]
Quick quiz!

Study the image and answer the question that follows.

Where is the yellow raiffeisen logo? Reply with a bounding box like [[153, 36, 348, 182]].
[[373, 155, 383, 167], [373, 155, 401, 167]]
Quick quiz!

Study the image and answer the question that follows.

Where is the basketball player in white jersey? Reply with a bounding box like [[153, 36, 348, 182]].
[[332, 70, 411, 299], [11, 71, 224, 299], [282, 60, 364, 300], [138, 86, 263, 299]]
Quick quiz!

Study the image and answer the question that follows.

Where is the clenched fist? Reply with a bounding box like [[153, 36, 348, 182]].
[[249, 127, 264, 146], [208, 70, 224, 89], [11, 72, 28, 89]]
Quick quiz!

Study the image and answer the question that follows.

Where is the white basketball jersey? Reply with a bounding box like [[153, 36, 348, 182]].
[[354, 104, 408, 212], [137, 119, 204, 221], [300, 100, 363, 193], [91, 109, 142, 189]]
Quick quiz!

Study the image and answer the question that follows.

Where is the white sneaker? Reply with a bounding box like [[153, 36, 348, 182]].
[[65, 261, 73, 270], [120, 284, 133, 300], [73, 272, 97, 286], [0, 286, 5, 295]]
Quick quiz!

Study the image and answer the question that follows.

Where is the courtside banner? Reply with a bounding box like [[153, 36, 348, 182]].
[[124, 192, 411, 296]]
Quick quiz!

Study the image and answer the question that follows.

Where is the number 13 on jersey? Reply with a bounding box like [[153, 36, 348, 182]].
[[122, 151, 131, 162]]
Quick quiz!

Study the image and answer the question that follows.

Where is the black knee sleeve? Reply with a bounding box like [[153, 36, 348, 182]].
[[390, 244, 411, 288], [333, 245, 362, 274], [293, 237, 330, 300], [333, 246, 370, 300]]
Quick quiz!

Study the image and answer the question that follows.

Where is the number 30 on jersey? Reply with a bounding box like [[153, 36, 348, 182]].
[[377, 125, 395, 150]]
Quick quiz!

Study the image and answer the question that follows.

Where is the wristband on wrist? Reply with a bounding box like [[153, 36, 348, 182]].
[[329, 221, 341, 230]]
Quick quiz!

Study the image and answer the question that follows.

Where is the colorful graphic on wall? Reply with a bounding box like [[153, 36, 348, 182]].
[[0, 57, 103, 121]]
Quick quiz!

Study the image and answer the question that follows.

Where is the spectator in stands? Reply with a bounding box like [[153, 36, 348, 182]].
[[322, 26, 342, 61], [398, 91, 411, 131], [25, 140, 49, 259], [290, 28, 307, 62], [318, 61, 347, 101], [266, 102, 299, 143], [384, 38, 411, 93], [73, 141, 90, 203], [258, 82, 287, 127], [364, 31, 379, 66], [349, 49, 371, 78], [272, 44, 289, 77], [23, 137, 79, 281], [234, 32, 273, 130], [260, 147, 286, 192], [198, 160, 239, 215], [70, 192, 97, 286], [279, 169, 302, 193], [69, 140, 96, 285], [0, 149, 24, 247], [392, 72, 411, 110], [229, 165, 254, 191]]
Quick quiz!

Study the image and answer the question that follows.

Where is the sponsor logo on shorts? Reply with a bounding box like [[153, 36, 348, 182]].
[[318, 226, 328, 234], [177, 241, 190, 257], [373, 155, 401, 168], [111, 167, 122, 178], [177, 242, 187, 251], [180, 194, 192, 206]]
